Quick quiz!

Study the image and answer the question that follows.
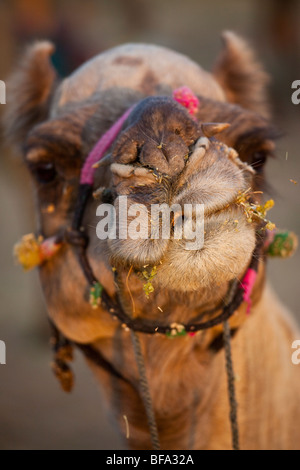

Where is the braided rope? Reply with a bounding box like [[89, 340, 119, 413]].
[[130, 331, 161, 450], [115, 273, 160, 450], [223, 319, 240, 450]]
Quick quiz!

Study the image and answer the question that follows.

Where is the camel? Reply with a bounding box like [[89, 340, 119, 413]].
[[6, 31, 300, 450]]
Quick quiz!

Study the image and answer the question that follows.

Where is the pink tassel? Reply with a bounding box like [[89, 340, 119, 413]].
[[172, 86, 200, 118], [40, 236, 62, 262], [241, 268, 257, 314]]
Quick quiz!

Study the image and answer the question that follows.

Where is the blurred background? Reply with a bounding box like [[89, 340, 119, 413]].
[[0, 0, 299, 450]]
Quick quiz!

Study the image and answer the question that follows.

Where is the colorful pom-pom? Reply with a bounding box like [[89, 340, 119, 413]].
[[265, 230, 298, 258], [89, 282, 103, 309], [241, 268, 257, 315], [166, 323, 187, 338], [14, 234, 61, 271], [172, 86, 200, 118]]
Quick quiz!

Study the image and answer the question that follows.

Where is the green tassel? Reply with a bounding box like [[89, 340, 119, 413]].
[[166, 329, 187, 339], [89, 282, 103, 309], [265, 230, 298, 258], [166, 323, 187, 338]]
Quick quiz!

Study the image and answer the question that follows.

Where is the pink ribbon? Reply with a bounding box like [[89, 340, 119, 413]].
[[80, 106, 134, 185]]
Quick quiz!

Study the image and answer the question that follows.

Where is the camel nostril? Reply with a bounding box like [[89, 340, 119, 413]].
[[161, 146, 169, 160], [135, 144, 144, 163], [101, 188, 116, 204]]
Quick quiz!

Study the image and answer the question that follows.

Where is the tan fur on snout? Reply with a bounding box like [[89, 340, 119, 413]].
[[5, 32, 300, 450], [108, 129, 255, 288]]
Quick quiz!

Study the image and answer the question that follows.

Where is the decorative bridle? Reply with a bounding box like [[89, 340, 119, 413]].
[[14, 87, 297, 451]]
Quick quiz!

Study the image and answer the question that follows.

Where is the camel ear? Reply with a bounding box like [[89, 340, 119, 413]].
[[4, 41, 57, 152], [213, 31, 270, 119]]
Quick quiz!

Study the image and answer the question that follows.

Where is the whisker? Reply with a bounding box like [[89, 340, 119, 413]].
[[138, 127, 159, 147]]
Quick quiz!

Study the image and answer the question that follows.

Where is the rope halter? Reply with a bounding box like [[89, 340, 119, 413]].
[[14, 86, 297, 450]]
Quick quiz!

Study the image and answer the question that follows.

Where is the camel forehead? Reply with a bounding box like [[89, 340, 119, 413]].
[[53, 43, 225, 113]]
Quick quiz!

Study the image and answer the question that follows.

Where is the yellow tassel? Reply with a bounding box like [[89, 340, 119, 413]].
[[14, 234, 43, 271], [14, 233, 61, 271]]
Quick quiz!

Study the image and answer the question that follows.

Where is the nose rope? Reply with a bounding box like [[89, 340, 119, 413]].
[[223, 319, 240, 450], [114, 271, 160, 450]]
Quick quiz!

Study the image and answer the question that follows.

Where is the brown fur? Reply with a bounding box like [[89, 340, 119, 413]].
[[5, 32, 300, 449], [214, 31, 271, 119], [5, 41, 58, 151]]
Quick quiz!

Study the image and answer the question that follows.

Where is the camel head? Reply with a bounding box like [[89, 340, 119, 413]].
[[6, 33, 277, 343]]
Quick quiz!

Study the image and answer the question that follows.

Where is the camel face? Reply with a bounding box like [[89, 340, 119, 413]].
[[5, 38, 276, 340], [24, 93, 257, 296], [107, 96, 256, 290]]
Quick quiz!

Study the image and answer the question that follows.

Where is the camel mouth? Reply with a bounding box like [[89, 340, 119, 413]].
[[204, 193, 241, 218], [204, 203, 249, 235], [171, 187, 249, 241], [149, 200, 256, 292], [204, 193, 246, 221]]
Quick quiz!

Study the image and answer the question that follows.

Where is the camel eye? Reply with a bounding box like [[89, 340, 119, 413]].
[[251, 151, 267, 171], [174, 128, 181, 135], [32, 162, 57, 184]]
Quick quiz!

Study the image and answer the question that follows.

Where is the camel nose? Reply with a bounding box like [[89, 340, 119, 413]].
[[136, 138, 188, 177]]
